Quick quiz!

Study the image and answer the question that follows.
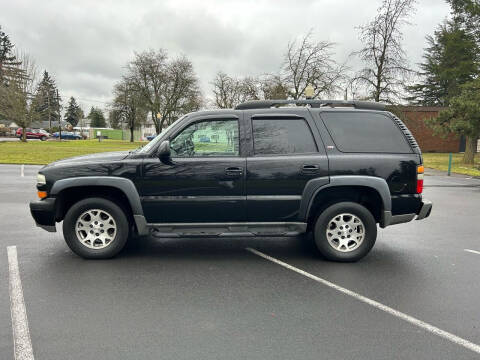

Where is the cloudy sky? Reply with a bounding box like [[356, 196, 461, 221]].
[[1, 0, 451, 112]]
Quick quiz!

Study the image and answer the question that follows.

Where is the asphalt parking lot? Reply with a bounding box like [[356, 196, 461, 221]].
[[1, 164, 480, 359]]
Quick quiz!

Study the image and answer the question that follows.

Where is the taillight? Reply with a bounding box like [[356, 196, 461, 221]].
[[417, 165, 424, 194]]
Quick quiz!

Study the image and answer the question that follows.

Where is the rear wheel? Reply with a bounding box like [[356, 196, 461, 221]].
[[63, 197, 129, 259], [313, 202, 376, 262]]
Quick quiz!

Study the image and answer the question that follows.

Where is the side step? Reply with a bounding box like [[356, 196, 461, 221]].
[[148, 222, 307, 238]]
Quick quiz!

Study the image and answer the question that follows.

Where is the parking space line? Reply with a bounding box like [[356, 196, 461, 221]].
[[246, 247, 480, 355], [20, 165, 24, 177], [7, 246, 35, 360], [464, 249, 480, 255]]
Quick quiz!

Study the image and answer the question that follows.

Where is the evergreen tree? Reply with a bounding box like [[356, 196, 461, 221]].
[[408, 20, 479, 105], [432, 78, 480, 164], [88, 107, 106, 128], [33, 70, 61, 130], [64, 96, 83, 127], [0, 26, 22, 85], [447, 0, 480, 41], [410, 1, 480, 163]]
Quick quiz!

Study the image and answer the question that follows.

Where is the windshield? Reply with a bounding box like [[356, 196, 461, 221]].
[[138, 116, 186, 154]]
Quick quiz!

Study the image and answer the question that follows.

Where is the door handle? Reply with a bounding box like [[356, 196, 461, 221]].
[[301, 164, 320, 174], [225, 167, 243, 177]]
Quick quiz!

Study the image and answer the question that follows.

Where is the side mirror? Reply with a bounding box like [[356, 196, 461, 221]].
[[158, 140, 171, 163]]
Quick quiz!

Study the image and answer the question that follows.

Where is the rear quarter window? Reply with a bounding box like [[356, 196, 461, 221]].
[[319, 112, 412, 153]]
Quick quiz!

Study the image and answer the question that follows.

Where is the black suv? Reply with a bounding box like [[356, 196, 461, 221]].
[[30, 100, 432, 261]]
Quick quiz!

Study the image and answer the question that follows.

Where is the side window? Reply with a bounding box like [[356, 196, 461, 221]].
[[252, 118, 317, 155], [320, 112, 412, 153], [170, 119, 239, 157]]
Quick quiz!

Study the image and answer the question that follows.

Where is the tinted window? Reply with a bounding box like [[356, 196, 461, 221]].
[[252, 118, 317, 155], [320, 112, 412, 153], [170, 119, 239, 157]]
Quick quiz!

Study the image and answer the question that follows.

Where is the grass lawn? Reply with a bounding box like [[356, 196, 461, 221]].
[[0, 139, 146, 165], [423, 153, 480, 177]]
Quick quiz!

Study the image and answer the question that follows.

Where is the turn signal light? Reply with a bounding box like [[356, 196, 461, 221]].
[[37, 191, 47, 199], [416, 165, 424, 194]]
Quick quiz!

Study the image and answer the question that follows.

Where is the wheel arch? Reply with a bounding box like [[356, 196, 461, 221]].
[[51, 177, 148, 235], [301, 176, 391, 227]]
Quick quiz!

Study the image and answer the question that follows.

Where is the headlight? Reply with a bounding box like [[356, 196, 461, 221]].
[[37, 173, 46, 185]]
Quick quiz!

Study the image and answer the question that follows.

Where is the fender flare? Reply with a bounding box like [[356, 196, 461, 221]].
[[300, 175, 391, 222], [50, 176, 148, 235]]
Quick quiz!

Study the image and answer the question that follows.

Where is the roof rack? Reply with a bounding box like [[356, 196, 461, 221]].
[[234, 100, 386, 111]]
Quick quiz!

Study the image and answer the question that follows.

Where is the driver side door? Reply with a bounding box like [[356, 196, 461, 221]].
[[140, 116, 246, 223]]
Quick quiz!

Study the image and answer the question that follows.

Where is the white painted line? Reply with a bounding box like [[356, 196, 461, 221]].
[[246, 247, 480, 355], [464, 249, 480, 255], [20, 164, 24, 177], [7, 246, 35, 360]]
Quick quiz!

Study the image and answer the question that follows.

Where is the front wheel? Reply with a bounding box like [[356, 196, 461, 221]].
[[40, 136, 47, 141], [63, 197, 129, 259], [313, 202, 377, 262]]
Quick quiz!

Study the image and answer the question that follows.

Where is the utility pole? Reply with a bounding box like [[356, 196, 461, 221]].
[[47, 90, 51, 134], [57, 89, 61, 141]]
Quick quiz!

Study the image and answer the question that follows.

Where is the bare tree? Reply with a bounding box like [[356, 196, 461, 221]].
[[111, 77, 147, 142], [211, 72, 261, 108], [0, 52, 39, 141], [128, 50, 202, 133], [353, 0, 416, 103], [282, 32, 345, 99], [159, 56, 203, 128], [259, 74, 289, 100]]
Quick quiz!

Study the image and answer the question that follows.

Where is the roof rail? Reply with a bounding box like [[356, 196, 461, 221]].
[[234, 99, 386, 111]]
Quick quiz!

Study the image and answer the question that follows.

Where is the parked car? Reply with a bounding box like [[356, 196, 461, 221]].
[[16, 128, 50, 141], [30, 99, 432, 261], [52, 131, 82, 140], [146, 134, 157, 141]]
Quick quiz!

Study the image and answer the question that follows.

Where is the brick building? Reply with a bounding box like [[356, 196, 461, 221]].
[[395, 106, 464, 153]]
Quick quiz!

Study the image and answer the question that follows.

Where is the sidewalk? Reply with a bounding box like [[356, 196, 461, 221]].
[[424, 167, 480, 187]]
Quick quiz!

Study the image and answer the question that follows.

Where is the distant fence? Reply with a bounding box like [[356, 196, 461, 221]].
[[87, 129, 145, 141]]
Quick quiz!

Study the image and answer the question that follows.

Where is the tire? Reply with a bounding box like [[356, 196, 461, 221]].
[[40, 136, 46, 141], [63, 197, 129, 259], [313, 202, 377, 262]]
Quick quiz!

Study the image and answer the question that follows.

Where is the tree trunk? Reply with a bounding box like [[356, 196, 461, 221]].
[[130, 126, 134, 142], [152, 111, 160, 134], [21, 127, 27, 142], [463, 136, 478, 164]]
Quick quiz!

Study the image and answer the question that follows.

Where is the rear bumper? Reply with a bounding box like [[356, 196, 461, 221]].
[[416, 199, 432, 221], [381, 199, 432, 227], [29, 198, 56, 232]]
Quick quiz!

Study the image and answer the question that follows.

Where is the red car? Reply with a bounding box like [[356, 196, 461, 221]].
[[16, 128, 50, 141]]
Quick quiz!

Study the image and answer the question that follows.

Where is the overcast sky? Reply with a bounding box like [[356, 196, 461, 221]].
[[1, 0, 451, 112]]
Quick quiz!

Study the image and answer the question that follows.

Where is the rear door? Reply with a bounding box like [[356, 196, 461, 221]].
[[244, 109, 329, 222]]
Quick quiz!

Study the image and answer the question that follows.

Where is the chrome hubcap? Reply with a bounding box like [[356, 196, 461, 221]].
[[326, 213, 365, 252], [75, 209, 116, 249]]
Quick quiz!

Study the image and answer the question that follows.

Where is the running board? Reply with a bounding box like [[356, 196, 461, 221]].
[[148, 222, 307, 238]]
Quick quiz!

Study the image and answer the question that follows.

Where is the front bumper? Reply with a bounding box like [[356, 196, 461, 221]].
[[30, 198, 56, 232]]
